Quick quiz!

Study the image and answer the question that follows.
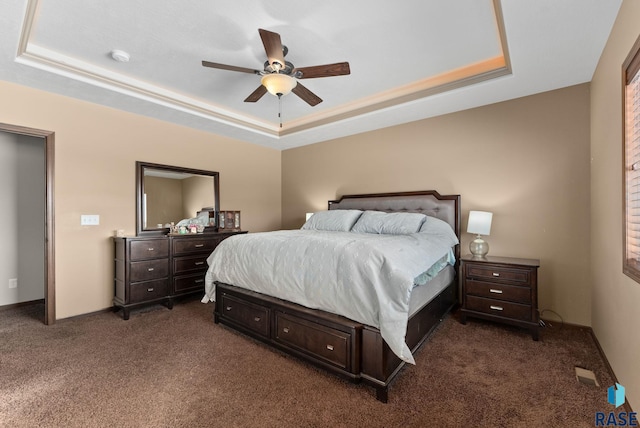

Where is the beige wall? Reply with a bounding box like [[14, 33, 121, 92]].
[[144, 176, 183, 227], [0, 80, 281, 319], [182, 175, 214, 219], [283, 84, 592, 326], [591, 0, 640, 410]]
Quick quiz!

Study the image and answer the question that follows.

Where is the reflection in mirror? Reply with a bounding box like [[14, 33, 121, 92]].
[[136, 162, 220, 236]]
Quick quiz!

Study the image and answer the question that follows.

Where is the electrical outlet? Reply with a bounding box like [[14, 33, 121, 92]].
[[80, 214, 100, 226], [9, 278, 17, 289]]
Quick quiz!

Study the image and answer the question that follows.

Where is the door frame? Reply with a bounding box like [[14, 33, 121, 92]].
[[0, 122, 55, 325]]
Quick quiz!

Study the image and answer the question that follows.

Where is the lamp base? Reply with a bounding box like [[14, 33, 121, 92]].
[[470, 235, 489, 258]]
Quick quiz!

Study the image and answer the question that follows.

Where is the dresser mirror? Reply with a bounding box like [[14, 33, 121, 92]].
[[136, 161, 220, 236]]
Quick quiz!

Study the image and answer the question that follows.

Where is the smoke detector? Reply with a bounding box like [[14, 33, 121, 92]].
[[110, 49, 130, 63]]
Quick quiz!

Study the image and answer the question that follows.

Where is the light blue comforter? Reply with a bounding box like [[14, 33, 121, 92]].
[[203, 228, 458, 364]]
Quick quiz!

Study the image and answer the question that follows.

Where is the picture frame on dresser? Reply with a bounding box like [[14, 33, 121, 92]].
[[218, 210, 241, 231]]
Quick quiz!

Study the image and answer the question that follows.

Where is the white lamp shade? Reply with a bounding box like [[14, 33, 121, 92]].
[[261, 73, 297, 96], [467, 211, 493, 235]]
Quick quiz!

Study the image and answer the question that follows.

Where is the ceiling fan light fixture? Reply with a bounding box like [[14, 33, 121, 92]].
[[261, 73, 297, 97]]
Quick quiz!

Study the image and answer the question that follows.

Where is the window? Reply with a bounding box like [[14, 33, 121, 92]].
[[623, 35, 640, 283]]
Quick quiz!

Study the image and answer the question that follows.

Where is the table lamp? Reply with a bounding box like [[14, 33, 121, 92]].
[[467, 211, 493, 257]]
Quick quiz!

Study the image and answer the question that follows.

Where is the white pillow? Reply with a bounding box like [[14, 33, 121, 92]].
[[351, 210, 427, 235], [301, 210, 363, 232]]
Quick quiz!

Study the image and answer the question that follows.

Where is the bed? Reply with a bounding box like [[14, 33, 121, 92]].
[[205, 190, 460, 402]]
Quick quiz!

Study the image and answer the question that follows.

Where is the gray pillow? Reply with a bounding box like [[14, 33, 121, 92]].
[[301, 210, 363, 232], [351, 210, 427, 235], [419, 216, 459, 243]]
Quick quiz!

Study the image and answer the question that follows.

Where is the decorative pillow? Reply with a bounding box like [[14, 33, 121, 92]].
[[301, 210, 363, 232], [351, 210, 427, 235]]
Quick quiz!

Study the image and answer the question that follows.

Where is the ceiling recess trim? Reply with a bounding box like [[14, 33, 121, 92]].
[[16, 0, 511, 139], [283, 0, 511, 135]]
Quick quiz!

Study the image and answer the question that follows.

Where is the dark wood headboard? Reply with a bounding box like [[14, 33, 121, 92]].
[[328, 190, 461, 260]]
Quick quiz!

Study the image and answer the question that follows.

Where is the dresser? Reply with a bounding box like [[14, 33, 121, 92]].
[[114, 232, 245, 319], [459, 254, 540, 340]]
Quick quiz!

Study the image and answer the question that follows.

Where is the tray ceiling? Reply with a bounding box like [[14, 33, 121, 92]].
[[0, 0, 622, 149]]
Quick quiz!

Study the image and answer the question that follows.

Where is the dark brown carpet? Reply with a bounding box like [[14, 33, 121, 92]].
[[0, 299, 614, 427]]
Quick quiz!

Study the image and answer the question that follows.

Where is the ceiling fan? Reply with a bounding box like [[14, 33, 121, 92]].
[[202, 28, 350, 107]]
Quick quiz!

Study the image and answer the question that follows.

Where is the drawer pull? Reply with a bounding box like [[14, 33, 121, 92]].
[[283, 327, 290, 333], [489, 289, 503, 294], [326, 345, 334, 351], [490, 305, 504, 311], [147, 267, 154, 272], [147, 247, 154, 251], [492, 272, 500, 277], [254, 317, 261, 322], [194, 279, 204, 283], [194, 244, 204, 248], [147, 287, 154, 292], [194, 262, 205, 266], [225, 306, 232, 311]]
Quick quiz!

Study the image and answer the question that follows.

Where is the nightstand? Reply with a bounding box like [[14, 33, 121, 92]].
[[459, 254, 540, 340]]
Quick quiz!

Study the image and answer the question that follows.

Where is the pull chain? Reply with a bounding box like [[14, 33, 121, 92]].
[[278, 94, 283, 128]]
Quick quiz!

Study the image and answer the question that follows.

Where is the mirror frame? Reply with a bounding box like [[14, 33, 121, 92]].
[[135, 161, 220, 236]]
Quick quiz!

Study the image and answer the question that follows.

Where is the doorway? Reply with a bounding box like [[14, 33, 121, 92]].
[[0, 122, 55, 325]]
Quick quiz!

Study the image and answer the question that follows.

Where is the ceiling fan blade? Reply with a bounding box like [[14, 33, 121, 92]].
[[292, 83, 322, 106], [202, 60, 259, 74], [293, 62, 351, 79], [259, 28, 285, 69], [244, 85, 268, 103]]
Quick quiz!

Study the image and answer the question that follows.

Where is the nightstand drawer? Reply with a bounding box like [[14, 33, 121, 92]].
[[465, 280, 532, 304], [465, 295, 532, 322], [466, 265, 531, 285]]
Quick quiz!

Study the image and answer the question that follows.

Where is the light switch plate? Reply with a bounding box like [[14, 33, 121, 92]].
[[81, 214, 100, 226]]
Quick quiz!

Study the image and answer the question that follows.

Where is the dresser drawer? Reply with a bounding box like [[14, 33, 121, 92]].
[[173, 255, 208, 275], [129, 279, 168, 303], [130, 239, 169, 261], [173, 273, 206, 294], [465, 279, 532, 304], [466, 264, 532, 285], [275, 312, 350, 370], [172, 237, 220, 255], [465, 295, 532, 322], [219, 293, 270, 337], [130, 259, 169, 282]]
